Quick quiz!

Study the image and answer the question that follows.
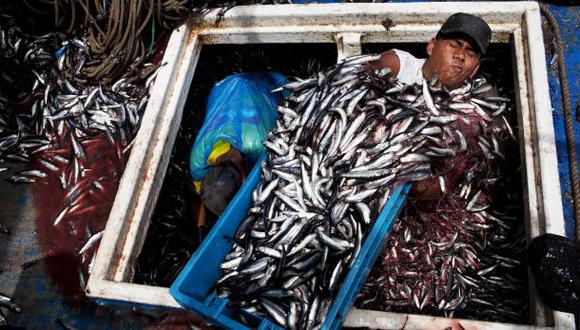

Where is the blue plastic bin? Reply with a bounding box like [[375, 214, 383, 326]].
[[170, 155, 411, 329]]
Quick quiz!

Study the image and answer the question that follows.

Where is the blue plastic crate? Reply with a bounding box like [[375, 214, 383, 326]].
[[170, 155, 410, 329]]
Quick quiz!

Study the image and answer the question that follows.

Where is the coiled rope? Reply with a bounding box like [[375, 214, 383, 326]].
[[20, 0, 192, 84]]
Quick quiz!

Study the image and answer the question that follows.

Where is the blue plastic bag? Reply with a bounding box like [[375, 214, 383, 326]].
[[189, 72, 288, 181]]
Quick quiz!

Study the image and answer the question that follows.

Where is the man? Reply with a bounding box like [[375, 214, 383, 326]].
[[370, 12, 492, 199], [189, 72, 287, 227], [370, 12, 490, 90]]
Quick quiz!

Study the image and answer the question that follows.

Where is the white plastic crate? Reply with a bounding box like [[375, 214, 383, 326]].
[[86, 3, 574, 328]]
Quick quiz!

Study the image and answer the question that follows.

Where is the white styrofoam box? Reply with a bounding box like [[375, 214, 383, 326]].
[[86, 3, 574, 328]]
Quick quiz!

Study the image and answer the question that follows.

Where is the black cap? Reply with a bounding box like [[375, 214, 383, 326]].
[[201, 163, 242, 216], [436, 13, 492, 54]]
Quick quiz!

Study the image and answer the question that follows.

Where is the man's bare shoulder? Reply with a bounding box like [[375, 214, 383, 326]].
[[368, 50, 401, 77]]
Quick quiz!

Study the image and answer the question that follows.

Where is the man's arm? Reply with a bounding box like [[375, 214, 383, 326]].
[[367, 50, 401, 77], [372, 50, 437, 199], [188, 176, 207, 226]]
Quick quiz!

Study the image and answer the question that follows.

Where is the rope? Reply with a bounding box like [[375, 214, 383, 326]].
[[21, 0, 50, 15], [54, 0, 62, 28], [539, 3, 580, 240], [15, 0, 240, 83], [66, 0, 76, 33], [21, 0, 187, 84]]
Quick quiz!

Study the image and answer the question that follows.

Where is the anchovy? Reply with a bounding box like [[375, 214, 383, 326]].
[[0, 294, 20, 313], [19, 169, 48, 178], [53, 206, 69, 226], [78, 231, 104, 255], [8, 175, 36, 184]]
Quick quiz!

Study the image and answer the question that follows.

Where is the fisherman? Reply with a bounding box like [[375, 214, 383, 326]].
[[370, 13, 580, 320], [369, 12, 492, 199], [188, 72, 288, 228]]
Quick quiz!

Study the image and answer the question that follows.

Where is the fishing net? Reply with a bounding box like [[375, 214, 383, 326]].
[[357, 154, 529, 322], [16, 0, 190, 84]]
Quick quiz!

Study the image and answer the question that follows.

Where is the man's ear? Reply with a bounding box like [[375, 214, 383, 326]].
[[426, 38, 437, 56], [469, 61, 481, 78]]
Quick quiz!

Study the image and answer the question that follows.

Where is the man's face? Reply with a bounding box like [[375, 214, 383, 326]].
[[424, 36, 481, 89]]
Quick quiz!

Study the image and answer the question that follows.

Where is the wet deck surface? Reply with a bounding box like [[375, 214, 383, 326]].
[[0, 138, 208, 328]]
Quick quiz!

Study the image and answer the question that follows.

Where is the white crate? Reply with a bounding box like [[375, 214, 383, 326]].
[[86, 3, 574, 328]]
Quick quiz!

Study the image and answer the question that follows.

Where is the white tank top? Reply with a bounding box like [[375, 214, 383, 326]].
[[392, 49, 426, 86]]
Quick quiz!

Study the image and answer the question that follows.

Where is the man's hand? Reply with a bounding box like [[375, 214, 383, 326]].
[[411, 177, 446, 200]]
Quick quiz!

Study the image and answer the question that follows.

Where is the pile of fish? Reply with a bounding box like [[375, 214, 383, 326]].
[[0, 17, 157, 174], [0, 15, 157, 288], [0, 292, 20, 325], [0, 15, 157, 187], [356, 85, 527, 322], [358, 187, 527, 322], [216, 53, 511, 329]]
